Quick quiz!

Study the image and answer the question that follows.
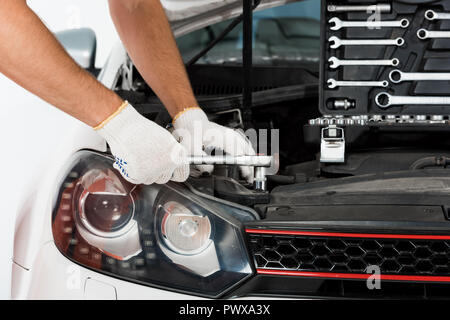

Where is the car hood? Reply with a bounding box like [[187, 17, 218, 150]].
[[163, 0, 299, 36]]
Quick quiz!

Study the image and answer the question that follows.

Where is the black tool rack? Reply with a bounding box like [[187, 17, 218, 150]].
[[320, 0, 450, 115]]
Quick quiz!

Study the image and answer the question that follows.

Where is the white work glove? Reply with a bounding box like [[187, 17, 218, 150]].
[[172, 107, 256, 183], [95, 102, 189, 185]]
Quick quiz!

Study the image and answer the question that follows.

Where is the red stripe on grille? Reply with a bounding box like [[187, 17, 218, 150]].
[[245, 229, 450, 240], [257, 269, 450, 282]]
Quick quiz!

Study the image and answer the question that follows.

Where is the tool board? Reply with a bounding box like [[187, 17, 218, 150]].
[[320, 0, 450, 116]]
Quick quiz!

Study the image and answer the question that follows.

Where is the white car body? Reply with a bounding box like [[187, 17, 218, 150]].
[[3, 0, 294, 299]]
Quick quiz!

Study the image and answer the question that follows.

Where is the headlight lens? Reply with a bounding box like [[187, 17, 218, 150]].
[[160, 201, 212, 254], [52, 151, 254, 297]]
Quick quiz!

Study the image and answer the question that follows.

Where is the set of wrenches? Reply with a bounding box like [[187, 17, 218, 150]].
[[328, 9, 450, 41], [327, 37, 401, 88], [418, 10, 450, 39], [327, 8, 406, 89], [328, 14, 408, 49], [376, 68, 450, 108], [372, 69, 450, 108], [326, 4, 450, 108]]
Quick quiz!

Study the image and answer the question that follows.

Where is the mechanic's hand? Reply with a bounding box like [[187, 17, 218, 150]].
[[172, 107, 256, 182], [95, 102, 189, 185]]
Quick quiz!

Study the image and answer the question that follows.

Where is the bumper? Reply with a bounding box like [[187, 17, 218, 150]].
[[12, 241, 199, 300]]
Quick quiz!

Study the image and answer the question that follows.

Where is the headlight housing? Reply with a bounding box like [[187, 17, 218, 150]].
[[52, 151, 255, 297]]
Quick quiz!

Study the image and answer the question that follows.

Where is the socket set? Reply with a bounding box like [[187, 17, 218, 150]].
[[309, 114, 450, 126], [320, 0, 450, 115]]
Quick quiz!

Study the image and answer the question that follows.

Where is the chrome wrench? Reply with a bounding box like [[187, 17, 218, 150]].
[[188, 155, 275, 191], [417, 29, 450, 39], [328, 79, 388, 89], [327, 4, 391, 13], [425, 10, 450, 21], [329, 17, 409, 30], [375, 92, 450, 109], [329, 57, 399, 69], [389, 69, 450, 83], [188, 155, 273, 167], [329, 36, 405, 49]]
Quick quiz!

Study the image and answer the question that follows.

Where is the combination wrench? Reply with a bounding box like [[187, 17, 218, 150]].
[[389, 69, 450, 83], [417, 29, 450, 40], [329, 57, 399, 69], [375, 92, 450, 109], [327, 4, 391, 13], [425, 10, 450, 21], [329, 17, 409, 30], [328, 79, 388, 89], [329, 36, 405, 49]]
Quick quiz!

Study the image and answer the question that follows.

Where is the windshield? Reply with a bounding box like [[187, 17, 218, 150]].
[[176, 0, 320, 66]]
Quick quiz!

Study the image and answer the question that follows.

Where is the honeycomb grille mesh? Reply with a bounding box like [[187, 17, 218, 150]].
[[248, 233, 450, 275]]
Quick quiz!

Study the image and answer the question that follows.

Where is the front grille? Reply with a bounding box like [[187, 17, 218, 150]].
[[247, 229, 450, 280]]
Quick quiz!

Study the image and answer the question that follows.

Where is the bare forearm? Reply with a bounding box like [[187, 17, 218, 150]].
[[0, 0, 122, 126], [109, 0, 198, 118]]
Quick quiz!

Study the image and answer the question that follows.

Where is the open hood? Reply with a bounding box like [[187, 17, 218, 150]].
[[163, 0, 299, 36]]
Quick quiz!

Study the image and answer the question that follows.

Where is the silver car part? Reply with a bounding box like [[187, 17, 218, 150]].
[[327, 4, 391, 13], [329, 17, 409, 30], [417, 29, 450, 40], [375, 92, 450, 109], [328, 79, 389, 89], [389, 70, 450, 83], [320, 125, 345, 163], [425, 10, 450, 21], [329, 36, 405, 49], [328, 57, 399, 69], [333, 99, 356, 110]]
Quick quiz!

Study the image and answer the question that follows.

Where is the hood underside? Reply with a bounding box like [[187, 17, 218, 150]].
[[163, 0, 299, 36]]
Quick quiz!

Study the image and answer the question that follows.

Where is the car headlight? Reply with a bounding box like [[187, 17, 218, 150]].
[[52, 151, 255, 298]]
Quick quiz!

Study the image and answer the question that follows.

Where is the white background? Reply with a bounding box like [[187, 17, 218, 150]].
[[27, 0, 119, 68], [0, 1, 118, 299]]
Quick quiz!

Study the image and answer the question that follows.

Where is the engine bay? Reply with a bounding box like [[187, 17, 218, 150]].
[[113, 62, 450, 224], [111, 0, 450, 224]]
